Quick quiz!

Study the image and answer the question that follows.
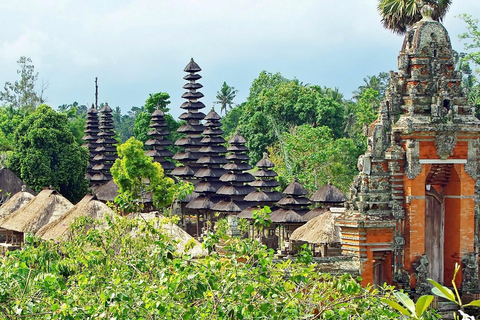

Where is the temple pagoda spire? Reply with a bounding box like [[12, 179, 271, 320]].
[[171, 58, 206, 183], [144, 109, 175, 174]]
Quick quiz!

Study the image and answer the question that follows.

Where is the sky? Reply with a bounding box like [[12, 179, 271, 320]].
[[0, 1, 478, 119]]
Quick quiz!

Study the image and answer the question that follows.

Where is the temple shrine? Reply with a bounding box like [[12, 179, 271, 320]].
[[338, 6, 480, 294]]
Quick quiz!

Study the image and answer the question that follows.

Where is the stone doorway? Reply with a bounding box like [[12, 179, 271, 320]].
[[425, 185, 444, 284]]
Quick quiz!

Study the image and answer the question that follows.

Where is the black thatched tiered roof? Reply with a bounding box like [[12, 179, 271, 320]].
[[271, 178, 311, 223], [212, 134, 255, 214], [310, 182, 347, 204], [171, 59, 206, 182], [186, 109, 228, 211], [145, 109, 175, 173], [90, 104, 117, 186], [82, 105, 100, 181], [239, 153, 283, 219]]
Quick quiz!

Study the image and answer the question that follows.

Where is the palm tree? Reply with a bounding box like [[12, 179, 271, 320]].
[[378, 0, 452, 34], [215, 82, 238, 115]]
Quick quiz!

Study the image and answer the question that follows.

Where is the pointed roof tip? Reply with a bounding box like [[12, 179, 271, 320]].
[[184, 58, 202, 73], [283, 178, 308, 196]]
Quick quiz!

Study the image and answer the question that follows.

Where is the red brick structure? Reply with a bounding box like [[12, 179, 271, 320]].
[[338, 6, 480, 294]]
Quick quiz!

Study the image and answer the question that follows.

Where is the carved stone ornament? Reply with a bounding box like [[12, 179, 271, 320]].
[[393, 235, 405, 249], [391, 201, 405, 219], [415, 254, 431, 295], [465, 139, 479, 179], [405, 139, 422, 179], [435, 131, 457, 160], [462, 252, 480, 294]]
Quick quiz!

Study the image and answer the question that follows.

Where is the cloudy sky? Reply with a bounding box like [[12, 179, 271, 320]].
[[0, 1, 478, 118]]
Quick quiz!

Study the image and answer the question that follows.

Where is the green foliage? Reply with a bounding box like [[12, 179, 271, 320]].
[[297, 243, 313, 264], [111, 137, 179, 213], [144, 92, 171, 113], [215, 81, 238, 115], [269, 124, 361, 192], [428, 263, 480, 317], [132, 92, 183, 154], [0, 105, 24, 151], [7, 104, 88, 203], [252, 206, 272, 237], [132, 111, 151, 144], [221, 102, 245, 140], [0, 213, 400, 319], [0, 56, 46, 113], [458, 14, 480, 68], [382, 292, 435, 319], [238, 73, 345, 164], [378, 0, 451, 34], [57, 102, 87, 145], [458, 14, 480, 118]]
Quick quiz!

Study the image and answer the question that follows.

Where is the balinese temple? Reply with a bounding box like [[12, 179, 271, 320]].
[[271, 178, 311, 244], [82, 105, 101, 182], [171, 59, 206, 184], [212, 134, 255, 215], [185, 109, 227, 217], [239, 153, 283, 219], [337, 5, 480, 294], [144, 109, 175, 174], [90, 104, 117, 187]]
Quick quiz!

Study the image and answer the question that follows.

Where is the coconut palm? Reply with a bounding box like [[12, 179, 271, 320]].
[[215, 82, 238, 115], [378, 0, 452, 34]]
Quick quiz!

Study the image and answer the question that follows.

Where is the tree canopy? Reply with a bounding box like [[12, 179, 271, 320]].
[[7, 104, 89, 203], [0, 56, 46, 113], [378, 0, 452, 34], [111, 137, 178, 213], [215, 81, 238, 115], [235, 72, 345, 165]]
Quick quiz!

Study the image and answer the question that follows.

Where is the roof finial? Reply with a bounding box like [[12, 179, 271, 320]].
[[421, 4, 434, 21]]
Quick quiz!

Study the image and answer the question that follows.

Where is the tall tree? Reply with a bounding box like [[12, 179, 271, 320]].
[[458, 14, 480, 117], [378, 0, 451, 34], [238, 73, 345, 164], [111, 137, 178, 213], [8, 104, 89, 203], [215, 82, 238, 115], [0, 56, 47, 113], [352, 72, 389, 101]]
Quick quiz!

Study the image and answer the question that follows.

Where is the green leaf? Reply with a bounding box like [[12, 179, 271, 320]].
[[464, 299, 480, 307], [428, 279, 456, 302], [415, 295, 434, 317], [393, 291, 415, 314], [382, 298, 411, 316]]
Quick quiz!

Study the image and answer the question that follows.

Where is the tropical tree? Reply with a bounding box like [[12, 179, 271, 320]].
[[0, 56, 47, 113], [352, 72, 390, 101], [269, 125, 360, 192], [378, 0, 452, 34], [215, 82, 238, 115], [238, 73, 345, 164], [7, 104, 89, 203], [110, 137, 179, 213]]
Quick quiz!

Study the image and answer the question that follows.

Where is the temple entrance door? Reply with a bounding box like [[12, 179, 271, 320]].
[[425, 186, 444, 284]]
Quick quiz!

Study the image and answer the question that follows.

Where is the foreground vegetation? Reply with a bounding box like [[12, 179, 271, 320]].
[[0, 214, 404, 319]]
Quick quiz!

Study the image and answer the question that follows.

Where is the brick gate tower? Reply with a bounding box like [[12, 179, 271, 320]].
[[338, 5, 480, 294]]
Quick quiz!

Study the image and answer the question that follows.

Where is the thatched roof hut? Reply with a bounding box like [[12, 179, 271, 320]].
[[35, 194, 114, 241], [290, 211, 341, 244], [0, 189, 73, 234], [131, 212, 207, 257], [94, 179, 119, 202], [0, 191, 35, 223], [0, 168, 35, 198]]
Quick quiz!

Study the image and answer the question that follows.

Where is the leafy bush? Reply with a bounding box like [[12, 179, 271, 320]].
[[0, 213, 400, 319]]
